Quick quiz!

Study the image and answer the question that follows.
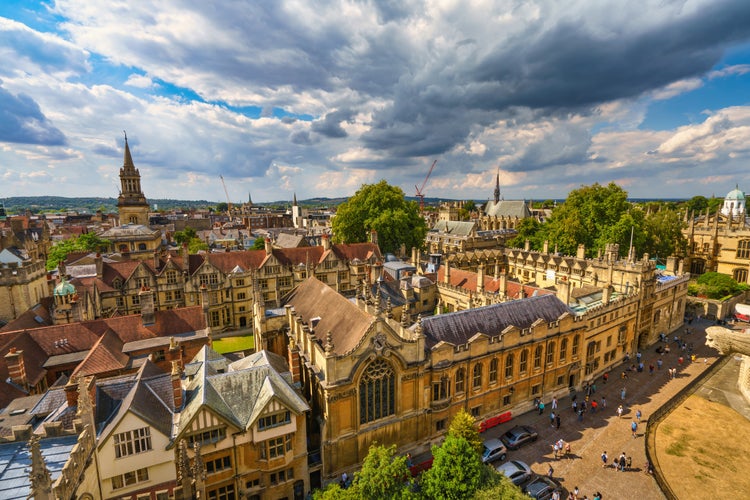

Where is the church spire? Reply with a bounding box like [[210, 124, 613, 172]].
[[293, 192, 298, 206], [493, 168, 500, 204], [123, 131, 135, 171]]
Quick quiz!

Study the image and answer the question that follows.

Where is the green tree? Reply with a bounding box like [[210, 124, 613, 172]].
[[331, 180, 427, 254], [46, 233, 111, 270], [448, 408, 482, 454], [351, 444, 414, 500], [689, 272, 749, 299], [251, 238, 266, 250], [642, 208, 686, 260], [216, 202, 228, 213], [507, 217, 543, 249], [422, 435, 485, 500], [473, 476, 528, 500], [173, 227, 197, 245]]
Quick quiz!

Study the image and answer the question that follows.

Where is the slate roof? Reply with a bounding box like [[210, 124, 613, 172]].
[[0, 435, 78, 500], [178, 347, 309, 439], [430, 220, 476, 237], [484, 200, 533, 219], [283, 277, 374, 356], [418, 294, 572, 349], [97, 360, 175, 448]]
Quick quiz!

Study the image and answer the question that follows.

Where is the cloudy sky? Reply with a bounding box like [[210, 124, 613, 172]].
[[2, 0, 750, 204]]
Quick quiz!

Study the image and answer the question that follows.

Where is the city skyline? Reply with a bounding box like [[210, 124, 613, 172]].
[[2, 1, 750, 203]]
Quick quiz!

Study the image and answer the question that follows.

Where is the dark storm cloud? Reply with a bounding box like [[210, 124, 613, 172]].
[[362, 0, 750, 158], [290, 130, 316, 146], [0, 86, 66, 145], [311, 109, 354, 138]]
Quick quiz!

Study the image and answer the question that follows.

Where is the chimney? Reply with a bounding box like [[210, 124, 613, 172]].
[[64, 377, 79, 407], [154, 249, 160, 269], [557, 279, 571, 305], [5, 348, 27, 388], [444, 261, 451, 284], [321, 233, 330, 251], [264, 237, 273, 255], [171, 361, 183, 410], [498, 272, 507, 298], [576, 244, 586, 259], [477, 262, 485, 292], [181, 242, 189, 272], [370, 230, 378, 246], [140, 286, 156, 326], [524, 239, 530, 252], [602, 285, 611, 305], [200, 284, 211, 334], [95, 253, 103, 279], [167, 336, 182, 367], [287, 340, 302, 386], [543, 240, 549, 254]]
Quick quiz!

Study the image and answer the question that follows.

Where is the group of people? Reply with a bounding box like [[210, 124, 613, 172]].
[[566, 486, 604, 500]]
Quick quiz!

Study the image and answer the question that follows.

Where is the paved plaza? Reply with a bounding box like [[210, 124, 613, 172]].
[[475, 317, 733, 499]]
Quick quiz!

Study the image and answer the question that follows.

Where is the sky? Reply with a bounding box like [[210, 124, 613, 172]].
[[2, 1, 750, 204]]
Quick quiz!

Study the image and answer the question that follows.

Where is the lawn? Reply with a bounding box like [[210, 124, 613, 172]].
[[655, 394, 750, 498], [212, 335, 255, 354]]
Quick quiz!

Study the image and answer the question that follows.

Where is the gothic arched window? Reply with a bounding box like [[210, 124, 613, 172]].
[[519, 349, 529, 374], [504, 353, 514, 379], [472, 363, 483, 389], [359, 359, 395, 425], [559, 338, 568, 361], [533, 345, 543, 369], [455, 368, 466, 394], [489, 358, 499, 383]]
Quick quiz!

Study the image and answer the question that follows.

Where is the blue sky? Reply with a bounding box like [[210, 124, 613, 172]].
[[2, 0, 750, 203]]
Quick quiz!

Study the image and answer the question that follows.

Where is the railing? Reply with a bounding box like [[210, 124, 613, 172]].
[[644, 355, 730, 500]]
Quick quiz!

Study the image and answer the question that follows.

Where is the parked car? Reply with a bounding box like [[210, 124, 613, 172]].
[[524, 475, 566, 500], [500, 425, 539, 450], [496, 460, 534, 486], [481, 438, 508, 463]]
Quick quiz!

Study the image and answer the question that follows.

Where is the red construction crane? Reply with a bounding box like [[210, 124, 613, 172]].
[[415, 159, 437, 212]]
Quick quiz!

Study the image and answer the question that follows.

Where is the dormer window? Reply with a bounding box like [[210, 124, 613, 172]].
[[258, 410, 291, 431]]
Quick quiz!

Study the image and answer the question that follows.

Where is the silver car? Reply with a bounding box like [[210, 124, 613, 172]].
[[496, 460, 534, 486], [481, 438, 508, 463]]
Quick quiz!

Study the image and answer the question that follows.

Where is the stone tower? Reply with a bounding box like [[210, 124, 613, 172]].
[[117, 132, 150, 226]]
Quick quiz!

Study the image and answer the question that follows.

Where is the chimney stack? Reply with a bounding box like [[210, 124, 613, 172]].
[[5, 348, 27, 389], [264, 237, 273, 255], [139, 286, 156, 326], [321, 233, 331, 251], [477, 262, 485, 292], [171, 361, 183, 410], [95, 253, 103, 279], [181, 242, 189, 272]]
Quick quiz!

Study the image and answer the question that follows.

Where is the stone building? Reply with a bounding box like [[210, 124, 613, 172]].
[[276, 276, 618, 485], [683, 185, 750, 282], [0, 247, 50, 324], [65, 236, 382, 334]]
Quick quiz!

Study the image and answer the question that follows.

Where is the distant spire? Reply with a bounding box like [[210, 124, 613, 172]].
[[248, 192, 253, 205], [493, 168, 500, 204], [293, 192, 298, 206], [123, 131, 135, 170]]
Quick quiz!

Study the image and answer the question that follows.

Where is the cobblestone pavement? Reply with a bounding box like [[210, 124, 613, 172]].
[[475, 318, 723, 500]]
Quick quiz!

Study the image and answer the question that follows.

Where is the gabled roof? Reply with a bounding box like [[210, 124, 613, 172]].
[[98, 360, 174, 447], [178, 347, 309, 438], [418, 294, 572, 348], [484, 199, 532, 219], [430, 220, 476, 237], [283, 277, 374, 356], [71, 329, 129, 379]]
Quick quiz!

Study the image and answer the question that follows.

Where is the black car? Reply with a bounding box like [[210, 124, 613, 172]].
[[524, 476, 566, 500], [500, 425, 539, 450]]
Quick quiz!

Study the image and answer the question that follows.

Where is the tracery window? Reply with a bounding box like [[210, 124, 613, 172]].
[[737, 240, 750, 259], [489, 358, 498, 383], [504, 353, 514, 379], [533, 345, 543, 369], [472, 363, 482, 389], [572, 335, 580, 357], [359, 359, 395, 424], [455, 368, 466, 394], [546, 342, 555, 365], [519, 349, 529, 374]]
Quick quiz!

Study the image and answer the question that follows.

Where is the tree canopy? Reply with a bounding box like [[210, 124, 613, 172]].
[[447, 408, 482, 454], [331, 180, 427, 255], [689, 272, 749, 299], [46, 232, 111, 270], [173, 227, 209, 253], [507, 182, 687, 260], [422, 435, 485, 500]]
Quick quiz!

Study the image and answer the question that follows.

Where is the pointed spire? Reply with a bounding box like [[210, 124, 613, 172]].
[[494, 168, 500, 204], [386, 297, 393, 319], [123, 131, 135, 170], [28, 435, 53, 500], [293, 192, 298, 206]]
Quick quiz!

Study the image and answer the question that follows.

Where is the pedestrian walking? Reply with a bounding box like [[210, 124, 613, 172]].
[[573, 486, 579, 499], [603, 372, 609, 384], [591, 399, 598, 413], [626, 456, 632, 470], [631, 420, 638, 438], [637, 351, 642, 362], [556, 414, 561, 430], [565, 441, 571, 457], [538, 401, 545, 415], [572, 400, 577, 412], [601, 451, 608, 468], [657, 358, 663, 370], [635, 408, 642, 423], [601, 396, 607, 408], [591, 382, 597, 393], [548, 464, 554, 478], [617, 404, 623, 418], [553, 442, 560, 459], [552, 396, 558, 410], [649, 364, 654, 375], [619, 452, 626, 471], [620, 387, 626, 400], [550, 411, 556, 427], [578, 408, 584, 421]]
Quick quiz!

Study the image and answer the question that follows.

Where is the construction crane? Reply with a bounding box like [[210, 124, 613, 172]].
[[415, 159, 437, 212], [219, 175, 232, 218]]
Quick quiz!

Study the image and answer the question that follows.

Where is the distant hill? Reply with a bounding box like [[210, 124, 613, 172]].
[[1, 196, 217, 214]]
